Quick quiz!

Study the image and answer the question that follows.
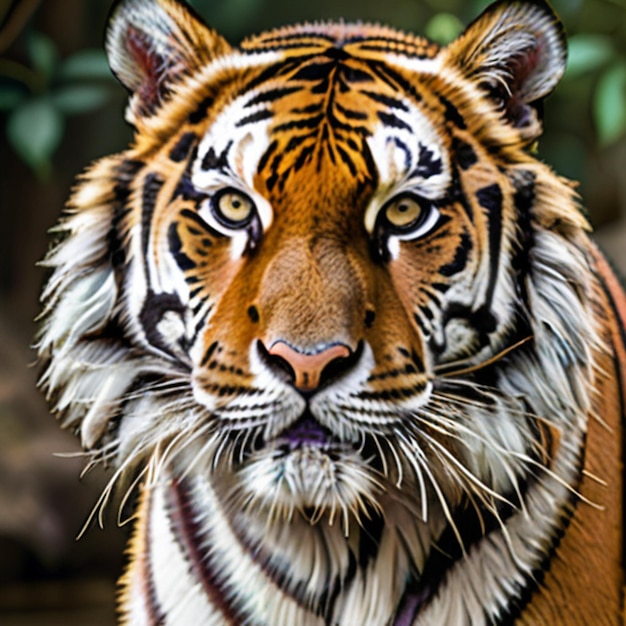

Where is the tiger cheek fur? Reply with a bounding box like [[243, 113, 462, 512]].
[[37, 0, 625, 624]]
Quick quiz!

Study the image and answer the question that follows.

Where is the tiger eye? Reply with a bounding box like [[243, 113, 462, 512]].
[[214, 190, 255, 226], [384, 196, 423, 229]]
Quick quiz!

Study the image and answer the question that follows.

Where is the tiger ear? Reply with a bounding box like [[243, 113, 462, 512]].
[[445, 0, 566, 137], [106, 0, 232, 120]]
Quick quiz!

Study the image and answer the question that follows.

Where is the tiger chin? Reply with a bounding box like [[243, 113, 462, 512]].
[[37, 0, 625, 624]]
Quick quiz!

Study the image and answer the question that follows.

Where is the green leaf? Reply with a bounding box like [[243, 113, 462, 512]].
[[565, 35, 614, 79], [59, 50, 114, 81], [7, 98, 63, 176], [593, 63, 626, 146], [51, 84, 112, 114], [0, 84, 25, 110], [28, 32, 58, 82], [425, 13, 464, 45]]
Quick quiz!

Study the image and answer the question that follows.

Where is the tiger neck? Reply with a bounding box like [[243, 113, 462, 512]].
[[119, 472, 441, 625], [118, 443, 586, 626]]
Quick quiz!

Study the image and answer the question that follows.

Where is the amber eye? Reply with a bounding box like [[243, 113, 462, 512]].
[[372, 192, 440, 261], [384, 195, 424, 230], [211, 188, 256, 229], [379, 192, 438, 236]]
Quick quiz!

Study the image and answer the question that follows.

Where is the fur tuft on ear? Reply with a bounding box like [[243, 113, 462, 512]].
[[106, 0, 231, 120], [445, 0, 566, 137]]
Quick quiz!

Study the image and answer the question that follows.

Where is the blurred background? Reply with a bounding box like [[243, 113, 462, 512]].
[[0, 0, 624, 623]]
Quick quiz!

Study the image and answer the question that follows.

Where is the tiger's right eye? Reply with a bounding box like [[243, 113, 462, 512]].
[[211, 188, 256, 229]]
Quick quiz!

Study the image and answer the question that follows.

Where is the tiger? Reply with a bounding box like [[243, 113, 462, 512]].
[[37, 0, 626, 623]]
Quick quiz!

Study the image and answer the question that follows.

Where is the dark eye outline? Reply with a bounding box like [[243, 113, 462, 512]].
[[210, 187, 257, 230], [372, 192, 441, 261]]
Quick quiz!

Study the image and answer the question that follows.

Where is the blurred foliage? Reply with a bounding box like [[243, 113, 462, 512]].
[[0, 0, 624, 190], [0, 28, 116, 179]]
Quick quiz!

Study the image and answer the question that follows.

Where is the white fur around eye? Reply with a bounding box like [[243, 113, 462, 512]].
[[391, 205, 440, 242]]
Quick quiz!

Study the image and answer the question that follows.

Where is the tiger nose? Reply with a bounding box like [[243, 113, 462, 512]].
[[265, 340, 352, 392]]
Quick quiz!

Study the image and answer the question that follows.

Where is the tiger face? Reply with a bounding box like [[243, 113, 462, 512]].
[[39, 0, 623, 623]]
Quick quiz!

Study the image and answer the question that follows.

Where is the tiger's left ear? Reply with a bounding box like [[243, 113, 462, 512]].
[[445, 0, 566, 137], [106, 0, 232, 121]]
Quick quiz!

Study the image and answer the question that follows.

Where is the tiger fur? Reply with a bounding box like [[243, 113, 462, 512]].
[[37, 0, 626, 623]]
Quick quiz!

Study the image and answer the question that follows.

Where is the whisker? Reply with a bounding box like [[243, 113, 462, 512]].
[[419, 430, 516, 510], [395, 434, 429, 523], [434, 335, 533, 378], [384, 436, 404, 488]]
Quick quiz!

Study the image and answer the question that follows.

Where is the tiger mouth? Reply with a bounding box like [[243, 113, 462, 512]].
[[275, 411, 335, 449], [216, 409, 353, 470]]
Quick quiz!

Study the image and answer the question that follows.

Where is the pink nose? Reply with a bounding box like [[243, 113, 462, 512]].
[[266, 341, 352, 392]]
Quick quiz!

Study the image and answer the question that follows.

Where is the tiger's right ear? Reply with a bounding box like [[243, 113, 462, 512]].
[[444, 0, 566, 139], [106, 0, 232, 120]]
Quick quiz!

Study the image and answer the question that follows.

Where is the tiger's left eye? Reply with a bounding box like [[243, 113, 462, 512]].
[[384, 195, 424, 230], [211, 188, 256, 229], [372, 192, 441, 261], [378, 192, 439, 237]]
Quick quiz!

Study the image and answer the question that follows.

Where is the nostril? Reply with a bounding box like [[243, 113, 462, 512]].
[[318, 342, 362, 387], [257, 340, 295, 382]]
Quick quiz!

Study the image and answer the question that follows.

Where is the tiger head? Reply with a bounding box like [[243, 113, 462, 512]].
[[39, 0, 601, 616]]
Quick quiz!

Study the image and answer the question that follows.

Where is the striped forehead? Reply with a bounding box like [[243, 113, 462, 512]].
[[192, 91, 273, 192], [192, 41, 448, 202]]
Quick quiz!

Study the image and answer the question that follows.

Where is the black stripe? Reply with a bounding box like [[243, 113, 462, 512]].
[[191, 305, 212, 339], [293, 144, 314, 173], [109, 159, 144, 272], [368, 61, 424, 104], [440, 231, 472, 277], [241, 59, 306, 93], [246, 31, 336, 45], [189, 285, 204, 299], [412, 143, 443, 178], [354, 42, 434, 59], [291, 60, 336, 82], [201, 341, 219, 367], [387, 137, 411, 171], [274, 113, 325, 132], [168, 480, 244, 624], [418, 305, 434, 321], [336, 144, 357, 177], [335, 101, 368, 120], [189, 96, 214, 124], [358, 510, 385, 568], [142, 173, 164, 260], [362, 90, 409, 111], [378, 111, 412, 132], [169, 132, 197, 163], [244, 86, 300, 107], [360, 141, 379, 190], [339, 64, 374, 83], [201, 142, 232, 172], [453, 137, 478, 171], [143, 491, 168, 625], [139, 290, 186, 355], [235, 108, 273, 127], [257, 139, 279, 174], [358, 382, 428, 401], [220, 505, 353, 621], [475, 183, 503, 308], [439, 95, 466, 129], [168, 222, 196, 271]]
